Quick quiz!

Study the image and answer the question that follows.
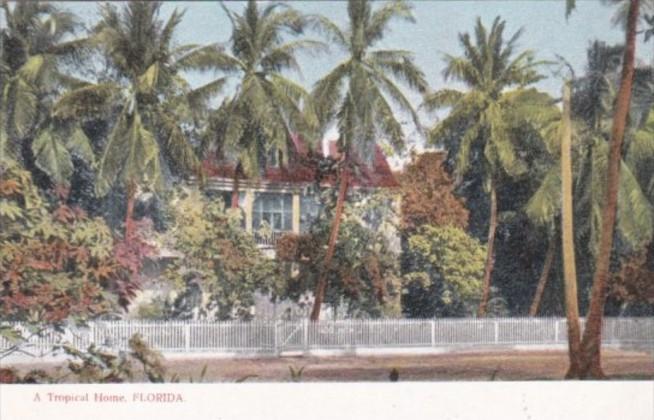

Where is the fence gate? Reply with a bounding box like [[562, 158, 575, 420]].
[[274, 321, 307, 354]]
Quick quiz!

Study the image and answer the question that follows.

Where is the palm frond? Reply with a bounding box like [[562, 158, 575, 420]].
[[369, 70, 422, 133], [371, 86, 404, 154], [311, 60, 350, 132], [96, 110, 162, 196], [185, 78, 227, 114], [175, 44, 243, 74], [366, 0, 415, 46], [526, 165, 562, 225], [158, 113, 201, 176], [309, 14, 348, 49], [422, 89, 464, 111], [617, 161, 654, 249], [52, 83, 120, 120], [31, 128, 71, 186], [367, 49, 428, 93], [261, 40, 328, 74], [4, 77, 37, 138]]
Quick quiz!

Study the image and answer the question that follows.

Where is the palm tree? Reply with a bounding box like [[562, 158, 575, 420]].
[[308, 0, 428, 320], [526, 82, 584, 376], [580, 0, 641, 379], [201, 0, 324, 208], [54, 2, 225, 239], [527, 82, 653, 376], [423, 17, 543, 316], [0, 1, 93, 181]]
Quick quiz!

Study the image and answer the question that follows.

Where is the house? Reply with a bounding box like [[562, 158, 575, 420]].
[[199, 135, 401, 250], [128, 136, 402, 320]]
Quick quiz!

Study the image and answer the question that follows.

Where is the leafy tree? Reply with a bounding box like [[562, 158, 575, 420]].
[[403, 225, 486, 317], [423, 17, 544, 316], [202, 0, 324, 208], [276, 190, 402, 319], [308, 0, 428, 320], [157, 188, 279, 320], [398, 151, 469, 233]]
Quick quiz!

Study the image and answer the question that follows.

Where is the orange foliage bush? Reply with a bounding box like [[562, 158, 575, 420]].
[[398, 151, 469, 232]]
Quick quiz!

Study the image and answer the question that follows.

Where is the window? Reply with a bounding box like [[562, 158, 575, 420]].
[[300, 194, 321, 233], [253, 193, 292, 231], [267, 148, 281, 168]]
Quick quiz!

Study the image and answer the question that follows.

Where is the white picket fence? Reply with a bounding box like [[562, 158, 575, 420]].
[[2, 317, 653, 357]]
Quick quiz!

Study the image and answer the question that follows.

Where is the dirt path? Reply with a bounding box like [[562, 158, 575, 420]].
[[9, 348, 651, 382], [161, 348, 654, 382]]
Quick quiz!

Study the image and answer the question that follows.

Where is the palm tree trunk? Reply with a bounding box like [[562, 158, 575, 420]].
[[125, 180, 137, 241], [529, 237, 556, 317], [477, 179, 497, 317], [561, 80, 582, 378], [579, 0, 640, 379], [309, 167, 350, 321]]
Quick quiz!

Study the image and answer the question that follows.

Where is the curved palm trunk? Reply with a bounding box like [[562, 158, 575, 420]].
[[309, 167, 350, 321], [477, 180, 497, 317], [561, 81, 582, 378], [528, 237, 556, 317], [579, 0, 640, 379]]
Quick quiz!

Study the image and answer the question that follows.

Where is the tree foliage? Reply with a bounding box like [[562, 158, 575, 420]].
[[157, 188, 279, 320], [399, 151, 469, 232], [202, 0, 323, 178], [0, 1, 93, 180], [0, 161, 149, 323], [276, 190, 402, 318], [311, 0, 428, 164], [403, 225, 486, 317]]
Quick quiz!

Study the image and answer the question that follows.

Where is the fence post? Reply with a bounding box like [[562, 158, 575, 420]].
[[185, 323, 191, 352], [554, 319, 560, 343], [303, 319, 309, 354], [494, 320, 499, 344], [273, 320, 280, 356], [89, 322, 95, 346], [431, 320, 436, 347]]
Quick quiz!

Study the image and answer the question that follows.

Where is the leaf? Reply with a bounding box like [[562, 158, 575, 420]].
[[31, 129, 73, 186], [0, 199, 23, 221], [65, 125, 95, 166], [0, 324, 25, 344], [96, 110, 162, 196], [4, 77, 38, 138], [137, 63, 160, 93]]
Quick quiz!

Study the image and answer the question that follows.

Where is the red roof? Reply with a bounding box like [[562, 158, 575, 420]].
[[202, 135, 399, 188]]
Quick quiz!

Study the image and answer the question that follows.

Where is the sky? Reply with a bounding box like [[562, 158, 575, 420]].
[[32, 1, 654, 164]]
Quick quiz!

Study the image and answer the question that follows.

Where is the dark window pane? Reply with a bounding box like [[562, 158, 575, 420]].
[[273, 213, 282, 230]]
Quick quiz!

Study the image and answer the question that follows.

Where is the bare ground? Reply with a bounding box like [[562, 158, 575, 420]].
[[6, 348, 653, 382]]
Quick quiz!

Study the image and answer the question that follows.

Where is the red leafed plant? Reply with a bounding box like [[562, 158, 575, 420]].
[[0, 163, 152, 322]]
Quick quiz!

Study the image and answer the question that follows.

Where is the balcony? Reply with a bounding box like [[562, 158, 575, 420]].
[[253, 230, 288, 248]]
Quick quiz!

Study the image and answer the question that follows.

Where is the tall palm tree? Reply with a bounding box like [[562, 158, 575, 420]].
[[527, 82, 653, 376], [580, 0, 641, 379], [54, 2, 225, 238], [201, 0, 324, 208], [0, 1, 92, 181], [423, 17, 543, 316], [308, 0, 428, 320], [526, 83, 584, 376]]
